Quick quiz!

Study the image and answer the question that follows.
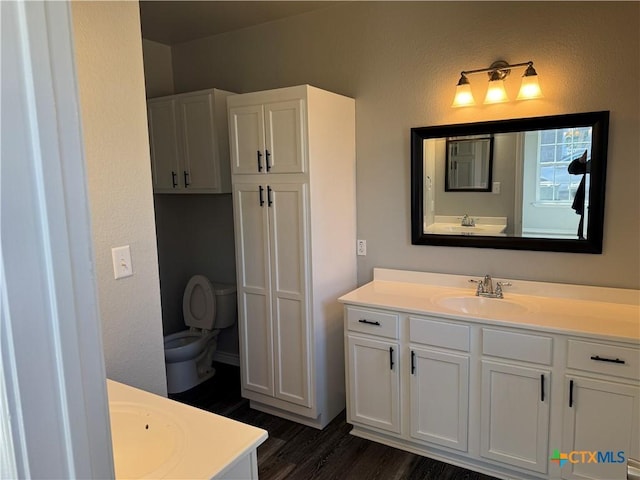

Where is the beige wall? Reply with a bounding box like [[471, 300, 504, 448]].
[[172, 1, 640, 289], [72, 1, 167, 395]]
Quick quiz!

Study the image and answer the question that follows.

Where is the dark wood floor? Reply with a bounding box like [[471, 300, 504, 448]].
[[171, 363, 499, 480]]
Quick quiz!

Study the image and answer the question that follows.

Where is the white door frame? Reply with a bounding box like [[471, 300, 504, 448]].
[[1, 1, 113, 477]]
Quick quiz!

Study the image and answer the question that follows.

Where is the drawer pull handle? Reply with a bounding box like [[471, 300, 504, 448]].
[[358, 319, 381, 326], [590, 355, 625, 365], [540, 374, 545, 402], [411, 350, 416, 375], [569, 379, 574, 408], [389, 347, 394, 370]]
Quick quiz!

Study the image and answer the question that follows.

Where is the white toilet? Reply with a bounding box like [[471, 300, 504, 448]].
[[163, 275, 237, 394]]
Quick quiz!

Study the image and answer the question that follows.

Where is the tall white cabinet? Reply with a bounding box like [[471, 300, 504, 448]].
[[228, 85, 356, 428]]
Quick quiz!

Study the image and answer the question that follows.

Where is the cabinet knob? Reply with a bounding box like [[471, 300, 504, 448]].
[[257, 151, 263, 172], [183, 171, 190, 187], [171, 171, 177, 188]]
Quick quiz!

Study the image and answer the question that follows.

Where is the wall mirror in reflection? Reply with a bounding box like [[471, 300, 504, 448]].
[[411, 111, 609, 253], [446, 135, 493, 191]]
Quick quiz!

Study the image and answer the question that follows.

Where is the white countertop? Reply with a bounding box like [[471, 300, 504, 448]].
[[339, 269, 640, 344], [107, 379, 267, 479]]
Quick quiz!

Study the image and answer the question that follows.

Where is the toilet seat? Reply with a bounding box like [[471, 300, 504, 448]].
[[182, 275, 216, 330]]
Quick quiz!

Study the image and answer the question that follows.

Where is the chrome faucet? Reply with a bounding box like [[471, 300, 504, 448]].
[[461, 214, 475, 227], [469, 274, 512, 298]]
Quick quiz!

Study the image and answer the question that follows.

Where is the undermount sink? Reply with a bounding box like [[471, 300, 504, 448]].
[[435, 295, 531, 316], [109, 402, 185, 479]]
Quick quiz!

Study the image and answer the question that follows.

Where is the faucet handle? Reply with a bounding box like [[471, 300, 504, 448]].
[[495, 281, 512, 298], [469, 278, 484, 295]]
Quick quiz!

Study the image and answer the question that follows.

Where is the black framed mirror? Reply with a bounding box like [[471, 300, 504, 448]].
[[411, 111, 609, 253], [445, 135, 494, 192]]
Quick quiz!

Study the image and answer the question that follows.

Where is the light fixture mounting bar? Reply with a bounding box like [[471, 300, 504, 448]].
[[460, 61, 534, 77]]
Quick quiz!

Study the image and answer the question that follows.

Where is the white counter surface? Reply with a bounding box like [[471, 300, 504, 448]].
[[339, 269, 640, 344], [107, 379, 267, 479]]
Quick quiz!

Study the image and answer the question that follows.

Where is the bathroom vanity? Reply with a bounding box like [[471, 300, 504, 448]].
[[340, 269, 639, 480], [107, 380, 267, 479]]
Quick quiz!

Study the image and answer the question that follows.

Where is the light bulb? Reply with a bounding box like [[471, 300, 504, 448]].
[[452, 82, 475, 107], [484, 78, 508, 104], [517, 72, 543, 100]]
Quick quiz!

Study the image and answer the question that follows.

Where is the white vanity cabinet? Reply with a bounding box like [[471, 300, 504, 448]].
[[347, 335, 401, 434], [408, 316, 470, 452], [479, 328, 552, 474], [147, 89, 233, 193], [230, 85, 356, 429], [345, 306, 401, 434], [340, 268, 640, 480], [561, 340, 640, 480]]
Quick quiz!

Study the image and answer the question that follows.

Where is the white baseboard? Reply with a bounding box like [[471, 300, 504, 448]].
[[213, 351, 240, 367]]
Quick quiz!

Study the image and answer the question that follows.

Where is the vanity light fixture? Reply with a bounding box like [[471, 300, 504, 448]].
[[452, 60, 543, 107]]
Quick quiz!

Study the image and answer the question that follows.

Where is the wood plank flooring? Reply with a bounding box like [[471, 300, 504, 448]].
[[170, 363, 499, 480]]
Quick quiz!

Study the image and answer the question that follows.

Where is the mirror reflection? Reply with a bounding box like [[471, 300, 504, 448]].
[[445, 136, 493, 191], [411, 111, 609, 253]]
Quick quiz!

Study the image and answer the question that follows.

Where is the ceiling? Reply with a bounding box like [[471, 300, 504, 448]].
[[139, 1, 339, 45]]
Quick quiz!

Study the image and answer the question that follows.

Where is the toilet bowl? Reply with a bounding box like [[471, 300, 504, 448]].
[[163, 275, 236, 394]]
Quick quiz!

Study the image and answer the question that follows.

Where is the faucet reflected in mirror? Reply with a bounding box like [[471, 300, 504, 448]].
[[461, 214, 475, 227]]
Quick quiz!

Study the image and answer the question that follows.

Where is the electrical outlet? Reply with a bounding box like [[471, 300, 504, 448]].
[[492, 181, 501, 194], [357, 239, 367, 256], [111, 245, 133, 279]]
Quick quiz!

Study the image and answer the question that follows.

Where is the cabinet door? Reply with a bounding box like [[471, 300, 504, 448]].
[[267, 183, 311, 407], [264, 100, 305, 174], [147, 99, 180, 191], [347, 335, 400, 434], [178, 92, 222, 191], [233, 183, 273, 397], [410, 347, 469, 452], [229, 104, 265, 175], [561, 376, 640, 480], [480, 361, 550, 474]]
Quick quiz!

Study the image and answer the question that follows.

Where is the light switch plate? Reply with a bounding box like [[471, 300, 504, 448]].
[[111, 245, 133, 279]]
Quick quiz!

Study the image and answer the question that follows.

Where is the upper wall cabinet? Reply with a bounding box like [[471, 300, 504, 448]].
[[147, 88, 234, 193], [228, 97, 305, 175]]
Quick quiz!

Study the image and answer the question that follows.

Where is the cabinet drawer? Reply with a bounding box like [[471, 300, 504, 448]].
[[346, 307, 399, 339], [409, 316, 470, 352], [482, 328, 553, 365], [567, 340, 639, 380]]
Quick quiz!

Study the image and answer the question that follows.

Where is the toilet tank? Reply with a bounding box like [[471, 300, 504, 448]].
[[211, 282, 237, 329]]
